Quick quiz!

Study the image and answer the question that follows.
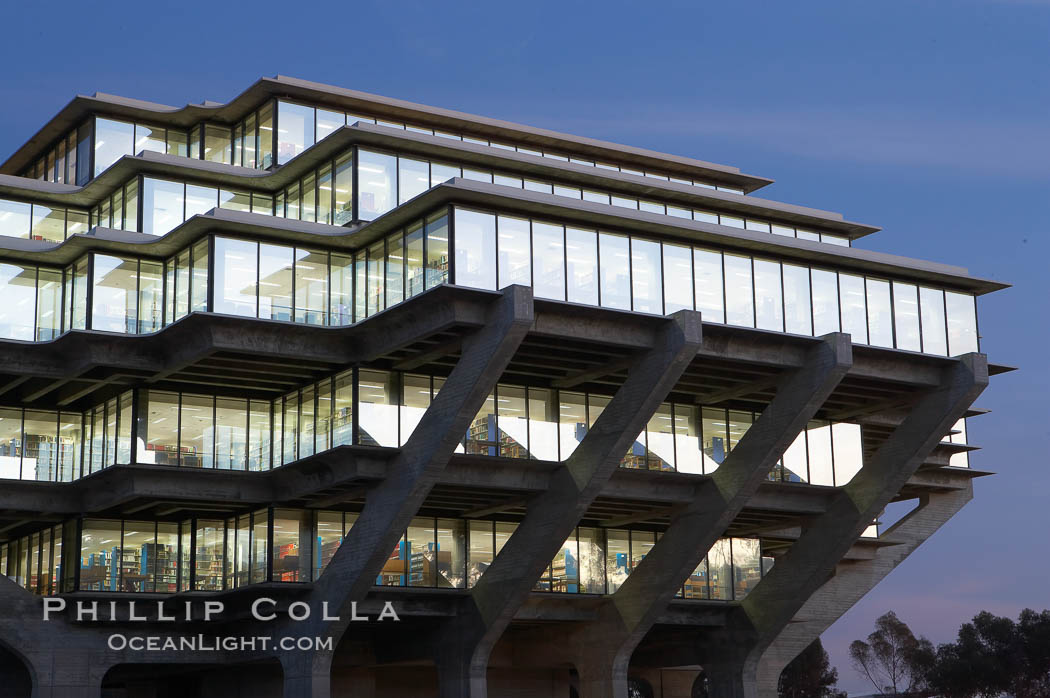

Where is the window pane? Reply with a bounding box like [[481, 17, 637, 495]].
[[702, 407, 728, 472], [693, 249, 724, 324], [782, 430, 808, 482], [195, 520, 225, 590], [598, 233, 630, 310], [277, 102, 314, 165], [334, 152, 353, 225], [811, 270, 840, 335], [468, 521, 494, 588], [753, 259, 783, 331], [425, 213, 449, 288], [453, 209, 496, 290], [259, 243, 294, 321], [0, 200, 31, 239], [94, 119, 134, 176], [135, 124, 166, 155], [215, 398, 247, 470], [299, 385, 316, 459], [606, 529, 629, 593], [558, 392, 587, 460], [832, 422, 863, 485], [527, 388, 558, 461], [723, 254, 754, 327], [465, 390, 496, 456], [314, 165, 331, 224], [532, 222, 566, 300], [919, 287, 948, 356], [806, 421, 834, 486], [892, 282, 921, 351], [204, 125, 232, 165], [366, 239, 384, 316], [497, 216, 531, 288], [552, 532, 580, 592], [316, 109, 344, 142], [281, 392, 298, 464], [181, 394, 214, 468], [36, 268, 62, 340], [645, 403, 675, 471], [398, 157, 430, 205], [733, 539, 762, 600], [214, 237, 258, 317], [945, 291, 978, 355], [839, 274, 867, 344], [190, 239, 208, 312], [294, 249, 328, 325], [80, 520, 121, 591], [673, 404, 702, 474], [866, 279, 893, 348], [630, 239, 662, 313], [782, 263, 812, 335], [358, 150, 397, 220], [219, 189, 251, 213], [430, 162, 460, 187], [385, 232, 405, 308], [141, 179, 183, 236], [565, 227, 598, 305], [358, 370, 398, 447], [258, 103, 274, 169], [247, 400, 272, 471], [436, 519, 466, 589], [30, 205, 64, 242], [663, 243, 693, 313], [404, 222, 425, 298], [91, 255, 137, 333], [497, 385, 528, 458], [708, 538, 732, 600]]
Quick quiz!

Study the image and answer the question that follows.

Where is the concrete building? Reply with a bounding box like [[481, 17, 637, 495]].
[[0, 76, 1006, 698]]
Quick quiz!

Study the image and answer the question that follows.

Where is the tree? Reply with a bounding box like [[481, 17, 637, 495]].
[[778, 638, 845, 698], [848, 611, 926, 694], [921, 609, 1050, 698]]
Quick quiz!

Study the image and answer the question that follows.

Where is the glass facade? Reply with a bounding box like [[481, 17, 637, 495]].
[[0, 199, 90, 242], [450, 207, 980, 356], [2, 512, 763, 600]]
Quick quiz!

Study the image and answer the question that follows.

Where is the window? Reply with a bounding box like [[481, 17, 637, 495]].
[[358, 150, 396, 220], [723, 254, 754, 327], [598, 233, 631, 310], [453, 209, 496, 290], [892, 282, 921, 351], [141, 179, 184, 236], [91, 255, 138, 333], [398, 158, 429, 205], [919, 288, 948, 356], [662, 243, 693, 313], [425, 213, 449, 288], [214, 238, 258, 317], [866, 279, 893, 348], [945, 292, 978, 355], [259, 243, 294, 321], [693, 249, 724, 324], [838, 274, 867, 344], [811, 270, 840, 335], [277, 102, 315, 165], [497, 216, 531, 289], [753, 259, 784, 331], [93, 119, 134, 176], [565, 228, 598, 305], [532, 222, 566, 300], [630, 239, 662, 314]]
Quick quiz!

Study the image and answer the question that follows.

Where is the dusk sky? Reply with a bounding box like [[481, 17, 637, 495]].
[[1, 1, 1046, 693]]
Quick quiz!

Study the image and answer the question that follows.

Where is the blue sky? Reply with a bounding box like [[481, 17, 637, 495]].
[[1, 0, 1046, 692]]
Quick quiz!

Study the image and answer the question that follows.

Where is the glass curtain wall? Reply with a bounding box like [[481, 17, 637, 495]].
[[450, 206, 979, 356]]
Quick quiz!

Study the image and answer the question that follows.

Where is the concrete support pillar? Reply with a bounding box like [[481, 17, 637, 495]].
[[696, 353, 988, 697], [278, 286, 534, 693], [571, 334, 852, 697], [439, 310, 703, 698], [280, 652, 333, 698], [753, 483, 974, 695], [27, 649, 107, 698]]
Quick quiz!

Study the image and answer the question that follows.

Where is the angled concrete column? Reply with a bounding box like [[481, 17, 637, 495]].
[[573, 333, 852, 698], [439, 309, 703, 698], [696, 353, 988, 698], [754, 483, 974, 694], [280, 285, 534, 698]]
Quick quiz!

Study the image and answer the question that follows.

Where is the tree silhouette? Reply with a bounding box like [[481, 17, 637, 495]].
[[778, 638, 845, 697]]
